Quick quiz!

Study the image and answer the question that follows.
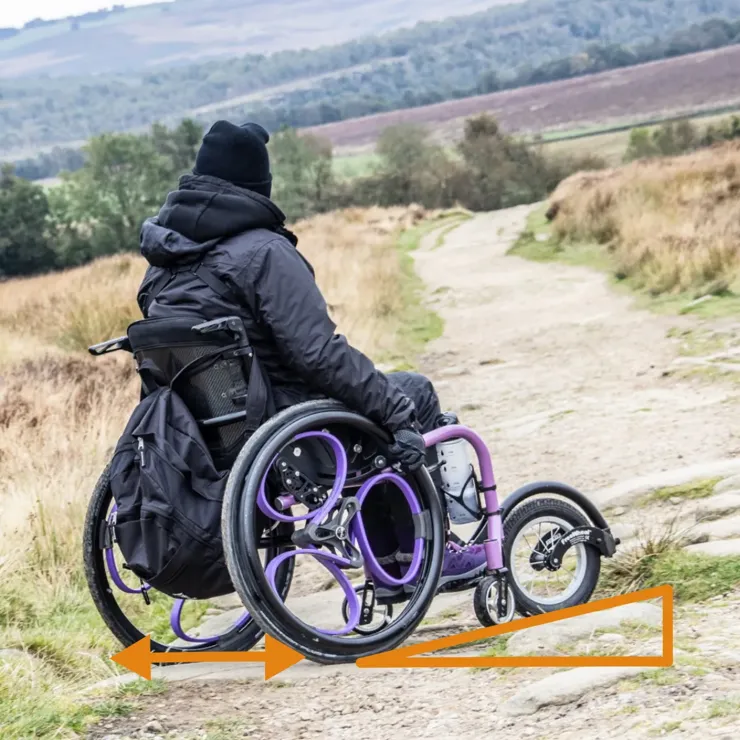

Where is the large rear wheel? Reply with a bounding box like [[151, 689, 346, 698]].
[[222, 400, 446, 664]]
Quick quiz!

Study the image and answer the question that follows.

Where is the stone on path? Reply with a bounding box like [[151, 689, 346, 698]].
[[694, 492, 740, 520], [593, 460, 740, 509], [684, 538, 740, 557], [506, 603, 662, 655], [714, 475, 740, 495], [209, 593, 244, 610], [501, 666, 657, 717], [691, 515, 740, 542], [610, 522, 637, 541]]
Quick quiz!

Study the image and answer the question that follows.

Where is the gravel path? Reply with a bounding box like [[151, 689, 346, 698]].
[[89, 208, 740, 740]]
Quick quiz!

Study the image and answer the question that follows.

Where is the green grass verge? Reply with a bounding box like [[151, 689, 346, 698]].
[[386, 210, 471, 371], [508, 204, 611, 272], [645, 551, 740, 602], [0, 554, 211, 739], [602, 546, 740, 603], [0, 668, 166, 740]]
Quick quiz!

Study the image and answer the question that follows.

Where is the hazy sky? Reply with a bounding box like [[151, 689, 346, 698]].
[[1, 1, 170, 28]]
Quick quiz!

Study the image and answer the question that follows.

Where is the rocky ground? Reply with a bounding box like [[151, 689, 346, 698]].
[[87, 208, 740, 739]]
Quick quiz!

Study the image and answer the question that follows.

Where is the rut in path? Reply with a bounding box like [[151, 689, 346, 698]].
[[90, 207, 740, 740]]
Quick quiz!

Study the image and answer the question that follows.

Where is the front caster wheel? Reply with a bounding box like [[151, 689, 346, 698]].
[[474, 576, 516, 627], [504, 497, 601, 617]]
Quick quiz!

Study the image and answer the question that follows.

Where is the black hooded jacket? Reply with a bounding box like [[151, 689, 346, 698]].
[[137, 174, 416, 432]]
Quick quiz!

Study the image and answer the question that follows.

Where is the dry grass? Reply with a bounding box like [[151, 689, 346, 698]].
[[0, 253, 145, 354], [547, 142, 740, 296], [0, 206, 435, 736], [294, 205, 428, 359]]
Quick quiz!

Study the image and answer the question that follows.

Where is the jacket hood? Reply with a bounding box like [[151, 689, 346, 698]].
[[140, 222, 213, 268], [140, 174, 292, 268]]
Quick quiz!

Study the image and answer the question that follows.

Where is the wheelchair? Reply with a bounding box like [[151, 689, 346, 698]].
[[84, 315, 619, 665]]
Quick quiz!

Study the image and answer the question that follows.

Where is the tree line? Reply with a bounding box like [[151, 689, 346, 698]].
[[5, 109, 739, 280], [4, 0, 740, 155], [0, 116, 604, 279]]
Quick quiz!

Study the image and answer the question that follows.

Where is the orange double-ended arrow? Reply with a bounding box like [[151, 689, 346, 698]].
[[112, 585, 674, 680], [112, 634, 304, 681]]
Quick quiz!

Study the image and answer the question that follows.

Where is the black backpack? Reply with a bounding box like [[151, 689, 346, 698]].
[[108, 262, 272, 599], [109, 387, 233, 599]]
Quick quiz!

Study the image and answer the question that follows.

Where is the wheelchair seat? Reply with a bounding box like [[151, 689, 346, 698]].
[[127, 315, 262, 470]]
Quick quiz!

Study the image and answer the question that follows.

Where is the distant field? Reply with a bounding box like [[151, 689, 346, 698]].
[[307, 45, 740, 151], [0, 0, 503, 77]]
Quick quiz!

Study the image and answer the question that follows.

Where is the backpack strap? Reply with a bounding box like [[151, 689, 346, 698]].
[[190, 262, 240, 304], [142, 262, 238, 315]]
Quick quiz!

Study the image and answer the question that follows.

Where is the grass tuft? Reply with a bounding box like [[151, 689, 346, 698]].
[[601, 521, 740, 602], [544, 144, 740, 299]]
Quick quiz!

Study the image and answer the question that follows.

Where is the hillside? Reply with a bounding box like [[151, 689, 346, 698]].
[[3, 0, 740, 158], [306, 45, 740, 150], [0, 0, 501, 77]]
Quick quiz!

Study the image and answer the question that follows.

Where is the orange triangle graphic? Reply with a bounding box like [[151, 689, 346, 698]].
[[357, 585, 674, 669]]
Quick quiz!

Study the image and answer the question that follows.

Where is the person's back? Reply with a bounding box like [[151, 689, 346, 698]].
[[139, 170, 324, 412], [137, 119, 487, 593]]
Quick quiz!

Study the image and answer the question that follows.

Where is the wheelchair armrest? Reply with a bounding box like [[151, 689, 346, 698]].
[[192, 316, 249, 347], [88, 336, 132, 356]]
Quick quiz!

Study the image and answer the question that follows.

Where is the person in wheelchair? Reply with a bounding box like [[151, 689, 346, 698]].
[[136, 119, 487, 596]]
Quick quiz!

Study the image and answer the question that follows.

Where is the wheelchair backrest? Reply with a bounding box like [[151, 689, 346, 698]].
[[127, 316, 252, 469]]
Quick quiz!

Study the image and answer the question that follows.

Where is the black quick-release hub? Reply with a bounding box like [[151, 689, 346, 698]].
[[291, 497, 363, 568]]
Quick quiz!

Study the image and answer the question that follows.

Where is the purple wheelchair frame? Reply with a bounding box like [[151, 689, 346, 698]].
[[102, 423, 506, 642]]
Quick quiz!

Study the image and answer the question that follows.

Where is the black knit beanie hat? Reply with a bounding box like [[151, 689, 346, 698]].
[[194, 120, 273, 198]]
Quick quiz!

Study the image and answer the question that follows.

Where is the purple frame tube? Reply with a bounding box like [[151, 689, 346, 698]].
[[169, 599, 252, 644], [423, 424, 504, 572], [265, 548, 361, 635]]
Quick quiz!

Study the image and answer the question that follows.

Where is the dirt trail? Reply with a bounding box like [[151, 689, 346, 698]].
[[90, 208, 740, 740], [417, 206, 739, 492]]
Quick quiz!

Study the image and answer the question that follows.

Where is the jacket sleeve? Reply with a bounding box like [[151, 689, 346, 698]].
[[247, 238, 416, 432]]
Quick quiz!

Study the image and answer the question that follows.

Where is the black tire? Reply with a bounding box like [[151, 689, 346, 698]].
[[83, 465, 293, 654], [503, 497, 600, 617], [473, 576, 516, 627], [222, 400, 446, 665]]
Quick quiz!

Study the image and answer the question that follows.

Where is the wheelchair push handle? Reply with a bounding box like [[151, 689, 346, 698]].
[[88, 336, 132, 356]]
